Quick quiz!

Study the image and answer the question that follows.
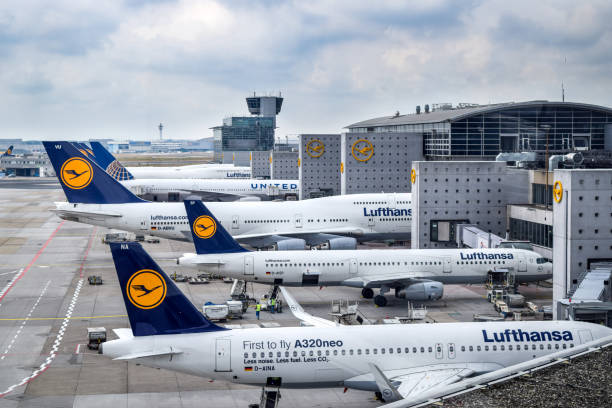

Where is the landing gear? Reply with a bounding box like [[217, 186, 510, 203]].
[[361, 288, 374, 299], [374, 295, 387, 307]]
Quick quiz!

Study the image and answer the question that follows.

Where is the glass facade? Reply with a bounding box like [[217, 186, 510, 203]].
[[348, 103, 612, 158], [509, 217, 553, 248], [213, 116, 275, 159], [450, 105, 611, 156], [531, 183, 553, 206]]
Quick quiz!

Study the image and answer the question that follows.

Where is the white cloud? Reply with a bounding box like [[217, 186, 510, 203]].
[[0, 0, 611, 140]]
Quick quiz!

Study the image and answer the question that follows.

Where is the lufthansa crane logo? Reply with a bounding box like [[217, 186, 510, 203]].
[[126, 269, 167, 309], [306, 139, 325, 158], [193, 215, 217, 239], [553, 181, 563, 203], [60, 157, 93, 190], [411, 169, 416, 184], [351, 139, 374, 162]]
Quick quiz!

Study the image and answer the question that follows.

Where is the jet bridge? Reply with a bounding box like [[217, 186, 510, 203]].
[[455, 224, 505, 249], [557, 263, 612, 326]]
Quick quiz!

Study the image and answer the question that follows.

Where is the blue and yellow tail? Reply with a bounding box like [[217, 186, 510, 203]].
[[72, 142, 98, 164], [109, 242, 227, 336], [1, 145, 13, 157], [90, 141, 134, 180], [184, 199, 248, 254], [43, 141, 143, 204]]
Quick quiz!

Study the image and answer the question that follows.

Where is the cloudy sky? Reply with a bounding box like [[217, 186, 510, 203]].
[[1, 0, 611, 141]]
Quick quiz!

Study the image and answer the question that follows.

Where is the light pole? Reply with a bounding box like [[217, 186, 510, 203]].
[[158, 123, 163, 140]]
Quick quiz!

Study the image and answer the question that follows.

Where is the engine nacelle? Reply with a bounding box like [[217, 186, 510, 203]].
[[272, 238, 306, 251], [318, 237, 357, 250], [395, 281, 443, 301]]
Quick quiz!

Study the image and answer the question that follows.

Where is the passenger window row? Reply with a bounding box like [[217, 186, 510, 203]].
[[244, 342, 575, 360]]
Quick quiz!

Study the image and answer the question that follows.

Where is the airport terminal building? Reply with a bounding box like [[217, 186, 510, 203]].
[[346, 101, 612, 159]]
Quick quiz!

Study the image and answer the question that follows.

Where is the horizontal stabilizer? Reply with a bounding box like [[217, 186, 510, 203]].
[[113, 347, 182, 360]]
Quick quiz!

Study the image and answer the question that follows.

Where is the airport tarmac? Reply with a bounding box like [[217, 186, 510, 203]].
[[0, 180, 553, 408]]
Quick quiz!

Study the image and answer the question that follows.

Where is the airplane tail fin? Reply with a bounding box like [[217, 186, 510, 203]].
[[1, 145, 13, 157], [73, 142, 98, 165], [184, 199, 248, 254], [109, 241, 227, 336], [90, 141, 134, 180], [42, 141, 144, 204]]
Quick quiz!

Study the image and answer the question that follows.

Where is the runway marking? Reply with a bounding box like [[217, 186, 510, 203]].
[[1, 281, 51, 361], [0, 221, 65, 305], [0, 224, 94, 398], [0, 270, 20, 277], [0, 314, 128, 321]]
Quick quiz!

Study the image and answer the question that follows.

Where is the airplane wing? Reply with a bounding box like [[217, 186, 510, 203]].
[[234, 227, 365, 240], [381, 333, 612, 407], [280, 286, 338, 328], [342, 273, 434, 289]]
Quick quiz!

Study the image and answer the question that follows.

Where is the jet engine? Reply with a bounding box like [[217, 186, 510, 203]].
[[272, 238, 306, 251], [318, 237, 358, 250], [395, 281, 443, 301]]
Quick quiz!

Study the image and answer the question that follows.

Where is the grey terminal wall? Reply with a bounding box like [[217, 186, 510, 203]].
[[298, 134, 341, 198], [411, 161, 529, 249], [250, 151, 271, 178], [341, 132, 423, 195], [552, 169, 612, 318], [270, 151, 298, 180]]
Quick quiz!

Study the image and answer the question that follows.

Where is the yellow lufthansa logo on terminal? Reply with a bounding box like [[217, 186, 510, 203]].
[[306, 139, 325, 158], [553, 181, 563, 203], [351, 139, 374, 162], [60, 157, 93, 190], [411, 169, 416, 184], [127, 269, 167, 310], [193, 215, 217, 239]]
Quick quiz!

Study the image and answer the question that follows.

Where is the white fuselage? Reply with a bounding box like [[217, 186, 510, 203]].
[[126, 165, 252, 179], [102, 320, 610, 390], [54, 193, 412, 243], [121, 179, 299, 201], [180, 248, 552, 287]]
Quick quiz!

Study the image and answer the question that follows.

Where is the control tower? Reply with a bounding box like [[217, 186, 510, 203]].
[[246, 93, 283, 117]]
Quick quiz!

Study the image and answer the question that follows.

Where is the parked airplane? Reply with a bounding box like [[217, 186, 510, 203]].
[[89, 141, 251, 180], [43, 141, 411, 249], [179, 200, 551, 306], [78, 142, 299, 201], [1, 145, 13, 157], [102, 241, 611, 404], [120, 178, 300, 202]]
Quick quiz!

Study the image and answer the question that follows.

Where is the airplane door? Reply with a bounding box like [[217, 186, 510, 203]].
[[578, 329, 593, 344], [517, 253, 527, 272], [294, 214, 303, 228], [435, 343, 443, 359], [244, 255, 254, 275], [447, 343, 456, 359], [368, 216, 375, 228], [138, 217, 148, 231], [349, 259, 358, 275], [232, 215, 239, 230], [442, 257, 452, 273], [215, 338, 232, 372], [387, 194, 396, 209]]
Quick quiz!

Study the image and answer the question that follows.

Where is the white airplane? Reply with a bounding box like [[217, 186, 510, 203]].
[[120, 178, 300, 202], [179, 200, 552, 306], [89, 141, 252, 180], [43, 141, 411, 249], [102, 241, 612, 405]]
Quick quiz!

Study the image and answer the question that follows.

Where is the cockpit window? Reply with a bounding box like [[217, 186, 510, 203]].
[[536, 258, 549, 264]]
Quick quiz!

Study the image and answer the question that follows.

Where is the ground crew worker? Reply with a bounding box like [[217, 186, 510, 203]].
[[255, 303, 261, 320], [270, 298, 276, 314]]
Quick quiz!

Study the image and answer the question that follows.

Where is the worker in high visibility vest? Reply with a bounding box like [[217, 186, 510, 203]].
[[270, 298, 276, 314], [255, 303, 261, 320]]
